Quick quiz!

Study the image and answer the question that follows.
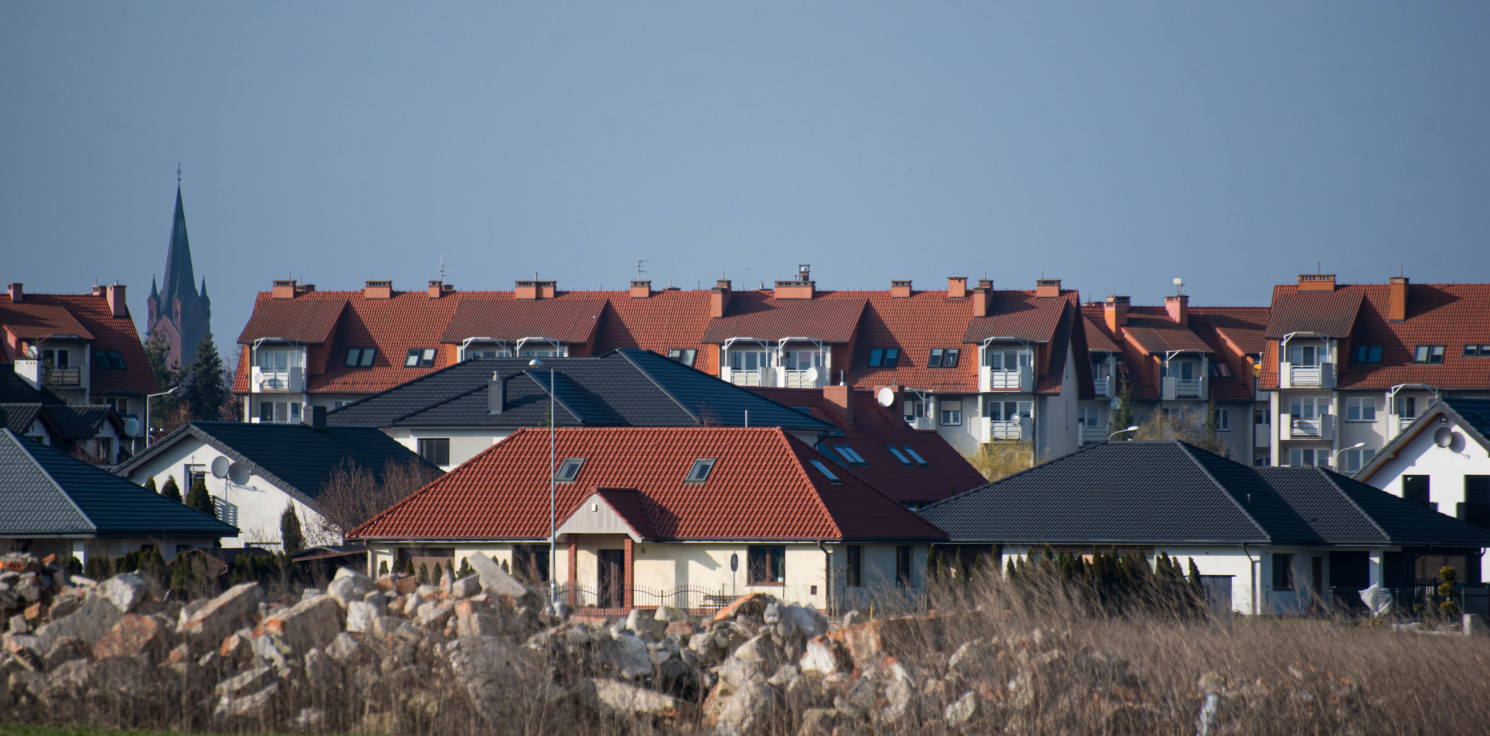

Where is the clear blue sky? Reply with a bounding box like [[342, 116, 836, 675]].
[[4, 2, 1488, 357]]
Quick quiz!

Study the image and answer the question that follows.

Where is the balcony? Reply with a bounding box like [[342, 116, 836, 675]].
[[1080, 426, 1106, 445], [980, 366, 1034, 393], [783, 369, 826, 389], [906, 416, 935, 431], [1161, 376, 1205, 400], [252, 367, 304, 393], [45, 368, 82, 387], [721, 367, 772, 387], [1280, 414, 1335, 441], [976, 417, 1031, 442], [1092, 377, 1110, 398], [1281, 361, 1335, 389]]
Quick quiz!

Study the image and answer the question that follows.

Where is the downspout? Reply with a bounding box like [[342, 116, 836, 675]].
[[818, 540, 831, 615], [1242, 543, 1259, 615]]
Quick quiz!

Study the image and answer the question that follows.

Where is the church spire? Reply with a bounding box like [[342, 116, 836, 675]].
[[161, 184, 196, 308]]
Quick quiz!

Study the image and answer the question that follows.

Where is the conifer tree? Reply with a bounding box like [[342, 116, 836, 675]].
[[144, 477, 157, 493], [186, 477, 216, 518], [161, 476, 182, 503], [183, 333, 227, 421], [280, 504, 305, 554]]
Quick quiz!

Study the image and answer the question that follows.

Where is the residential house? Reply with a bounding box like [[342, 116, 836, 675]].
[[1355, 398, 1490, 581], [113, 415, 441, 552], [747, 385, 990, 507], [348, 426, 947, 613], [1, 282, 158, 451], [326, 348, 834, 470], [0, 370, 128, 463], [1080, 292, 1269, 463], [1262, 275, 1490, 472], [0, 429, 235, 563], [918, 440, 1490, 615]]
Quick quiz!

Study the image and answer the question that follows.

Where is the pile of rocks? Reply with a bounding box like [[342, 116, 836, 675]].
[[1, 552, 71, 630]]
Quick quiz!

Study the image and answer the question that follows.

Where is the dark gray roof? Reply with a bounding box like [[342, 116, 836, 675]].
[[325, 349, 834, 433], [113, 422, 440, 503], [0, 369, 64, 404], [0, 429, 235, 538], [1260, 467, 1490, 548], [0, 403, 123, 440]]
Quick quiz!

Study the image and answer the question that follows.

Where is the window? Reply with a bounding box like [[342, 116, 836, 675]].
[[667, 349, 697, 367], [42, 348, 70, 369], [809, 459, 841, 483], [902, 447, 927, 466], [728, 350, 770, 371], [984, 349, 1031, 371], [927, 349, 943, 368], [895, 545, 913, 587], [258, 401, 300, 423], [1462, 477, 1490, 529], [1254, 408, 1270, 426], [345, 348, 376, 368], [1344, 397, 1376, 422], [1339, 448, 1372, 473], [867, 348, 900, 368], [904, 400, 928, 421], [92, 351, 125, 370], [833, 446, 866, 465], [985, 400, 1033, 422], [932, 349, 960, 367], [685, 458, 716, 483], [1288, 448, 1324, 467], [1210, 361, 1232, 378], [185, 464, 207, 491], [1353, 345, 1383, 364], [1287, 344, 1320, 367], [1464, 345, 1490, 357], [748, 545, 786, 585], [511, 544, 550, 583], [939, 399, 963, 426], [887, 446, 912, 466], [417, 438, 451, 466], [466, 346, 511, 359], [1394, 396, 1417, 419], [1216, 408, 1230, 432], [289, 402, 301, 423], [1403, 475, 1431, 506], [1163, 360, 1196, 380], [405, 348, 437, 368], [554, 457, 584, 482], [1288, 396, 1328, 419], [256, 348, 301, 374], [1271, 553, 1294, 591], [1413, 345, 1445, 364], [845, 545, 863, 588]]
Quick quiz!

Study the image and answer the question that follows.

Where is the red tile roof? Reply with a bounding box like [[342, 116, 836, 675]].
[[440, 298, 607, 345], [963, 292, 1075, 344], [701, 292, 867, 344], [1, 294, 157, 396], [1192, 307, 1269, 356], [850, 290, 980, 393], [348, 426, 946, 542], [1120, 314, 1213, 354], [1082, 314, 1122, 353], [0, 303, 93, 342], [1263, 288, 1364, 339], [747, 387, 989, 504], [236, 298, 347, 344], [1081, 304, 1269, 403]]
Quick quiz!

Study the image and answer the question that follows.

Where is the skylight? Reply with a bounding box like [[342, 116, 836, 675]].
[[685, 458, 716, 483], [834, 446, 866, 465], [902, 447, 928, 466], [868, 348, 900, 368], [554, 457, 584, 482], [1413, 345, 1445, 364], [345, 348, 376, 368], [405, 348, 437, 367], [887, 446, 912, 466], [809, 459, 841, 483]]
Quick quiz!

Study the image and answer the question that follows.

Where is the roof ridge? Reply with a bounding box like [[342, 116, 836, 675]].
[[616, 350, 700, 424], [1172, 441, 1274, 543], [774, 428, 844, 539], [521, 370, 585, 425], [3, 429, 98, 533], [917, 439, 1111, 512], [1311, 468, 1391, 544]]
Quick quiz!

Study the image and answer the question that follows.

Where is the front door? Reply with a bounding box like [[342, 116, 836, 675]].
[[597, 549, 625, 609]]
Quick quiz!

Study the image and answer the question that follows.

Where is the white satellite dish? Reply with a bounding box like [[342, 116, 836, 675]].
[[123, 418, 140, 437], [876, 387, 895, 407], [805, 367, 819, 383], [1434, 427, 1455, 448], [210, 456, 232, 479]]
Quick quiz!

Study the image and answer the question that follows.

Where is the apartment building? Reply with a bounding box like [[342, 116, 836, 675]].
[[1263, 274, 1490, 472]]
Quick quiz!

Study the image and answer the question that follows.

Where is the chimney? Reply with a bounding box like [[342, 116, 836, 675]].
[[488, 372, 504, 414], [6, 283, 20, 303], [1388, 276, 1409, 322], [1035, 279, 1062, 298], [891, 280, 912, 299], [824, 385, 854, 427], [1297, 273, 1336, 292], [364, 280, 393, 299], [515, 279, 556, 300], [1165, 294, 1189, 326], [272, 279, 297, 299], [1104, 295, 1130, 332], [947, 277, 967, 299], [774, 265, 815, 300], [104, 284, 127, 318], [630, 280, 652, 299], [304, 405, 327, 430], [972, 282, 992, 318], [428, 280, 455, 299], [710, 281, 732, 318]]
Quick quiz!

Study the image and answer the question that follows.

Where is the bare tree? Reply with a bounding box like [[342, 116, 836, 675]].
[[311, 458, 441, 544]]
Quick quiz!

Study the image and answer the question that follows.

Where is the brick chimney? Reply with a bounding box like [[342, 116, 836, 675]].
[[6, 283, 20, 303], [272, 279, 297, 299], [1165, 294, 1189, 326], [104, 284, 127, 318], [1297, 273, 1336, 292], [1388, 276, 1409, 322], [824, 384, 854, 427], [1035, 279, 1062, 298], [427, 280, 455, 299], [364, 280, 393, 299], [630, 280, 652, 299], [947, 277, 967, 299], [890, 280, 912, 299], [774, 265, 815, 300], [710, 280, 732, 318], [972, 281, 992, 318], [1104, 295, 1129, 332]]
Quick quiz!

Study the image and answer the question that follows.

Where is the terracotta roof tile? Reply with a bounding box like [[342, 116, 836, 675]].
[[1, 294, 157, 396], [701, 293, 867, 343], [1264, 287, 1364, 338], [848, 290, 978, 393], [1081, 313, 1122, 352], [0, 303, 93, 342], [440, 298, 607, 345], [348, 426, 945, 542], [236, 297, 347, 344]]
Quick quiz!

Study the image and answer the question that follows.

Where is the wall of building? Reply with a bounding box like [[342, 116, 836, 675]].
[[384, 427, 517, 470]]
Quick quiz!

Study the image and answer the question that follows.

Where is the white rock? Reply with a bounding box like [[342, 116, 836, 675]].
[[344, 601, 381, 633], [451, 575, 481, 598], [97, 573, 150, 614], [327, 575, 373, 608], [945, 690, 978, 726], [467, 553, 527, 599], [587, 677, 679, 715]]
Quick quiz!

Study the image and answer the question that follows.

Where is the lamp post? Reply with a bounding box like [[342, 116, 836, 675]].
[[531, 358, 555, 608], [1108, 425, 1140, 441], [144, 386, 179, 448], [1333, 442, 1366, 470]]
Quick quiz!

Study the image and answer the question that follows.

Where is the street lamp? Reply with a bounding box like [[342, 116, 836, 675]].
[[144, 386, 180, 448], [1108, 425, 1140, 441], [530, 358, 555, 608], [1333, 442, 1366, 470]]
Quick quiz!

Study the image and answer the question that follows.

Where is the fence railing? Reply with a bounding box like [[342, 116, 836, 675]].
[[549, 582, 736, 615]]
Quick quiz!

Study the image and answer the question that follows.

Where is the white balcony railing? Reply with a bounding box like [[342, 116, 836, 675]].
[[1172, 379, 1202, 398], [1092, 377, 1110, 398], [1284, 362, 1335, 389], [46, 368, 82, 387], [1284, 414, 1335, 441], [981, 366, 1034, 393], [907, 416, 935, 431], [252, 367, 304, 393], [1291, 417, 1321, 437], [783, 369, 825, 389], [722, 368, 770, 387], [1080, 426, 1106, 444]]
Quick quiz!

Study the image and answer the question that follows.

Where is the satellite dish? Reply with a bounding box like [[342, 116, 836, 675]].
[[805, 367, 819, 383], [876, 387, 895, 407], [123, 418, 140, 437], [1434, 427, 1454, 448], [210, 456, 232, 479]]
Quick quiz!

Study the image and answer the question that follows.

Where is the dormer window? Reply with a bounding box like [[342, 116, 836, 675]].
[[928, 348, 960, 368], [833, 446, 866, 465], [667, 349, 697, 367], [685, 458, 716, 483], [809, 459, 841, 483], [1413, 345, 1445, 364], [868, 348, 900, 368], [1353, 345, 1383, 364], [345, 348, 376, 368], [405, 348, 437, 367], [554, 457, 584, 482]]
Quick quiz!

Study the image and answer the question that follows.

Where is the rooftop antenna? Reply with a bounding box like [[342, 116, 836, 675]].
[[1173, 277, 1185, 296], [1316, 261, 1321, 274], [636, 259, 648, 279], [439, 257, 448, 281]]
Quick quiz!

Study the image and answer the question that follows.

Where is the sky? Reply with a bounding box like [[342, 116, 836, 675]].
[[4, 2, 1489, 356]]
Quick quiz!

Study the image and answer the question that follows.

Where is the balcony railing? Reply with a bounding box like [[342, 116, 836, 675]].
[[722, 368, 768, 387], [1080, 426, 1106, 444], [906, 416, 935, 431], [1092, 377, 1110, 397], [1282, 361, 1335, 389], [783, 369, 824, 389], [252, 367, 304, 393], [1291, 417, 1321, 436], [1254, 423, 1271, 448], [1281, 414, 1335, 441], [1172, 379, 1201, 397], [981, 366, 1034, 393], [978, 417, 1030, 442], [45, 368, 82, 387]]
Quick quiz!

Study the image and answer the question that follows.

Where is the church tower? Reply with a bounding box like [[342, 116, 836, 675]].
[[146, 182, 212, 372]]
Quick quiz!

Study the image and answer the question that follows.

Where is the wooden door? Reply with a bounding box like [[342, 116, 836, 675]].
[[597, 549, 625, 609]]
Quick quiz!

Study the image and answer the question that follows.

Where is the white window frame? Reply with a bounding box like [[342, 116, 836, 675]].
[[939, 399, 963, 426], [1216, 408, 1230, 432], [1287, 344, 1321, 367], [1288, 396, 1329, 419], [1288, 448, 1325, 467], [1345, 397, 1376, 422], [1339, 448, 1372, 473]]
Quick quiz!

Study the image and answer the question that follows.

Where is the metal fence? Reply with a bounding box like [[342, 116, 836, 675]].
[[548, 583, 737, 615], [1329, 583, 1489, 619]]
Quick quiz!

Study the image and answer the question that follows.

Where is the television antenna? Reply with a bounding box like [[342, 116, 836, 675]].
[[637, 259, 649, 279]]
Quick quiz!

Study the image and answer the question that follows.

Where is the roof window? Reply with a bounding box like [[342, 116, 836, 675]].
[[1352, 345, 1383, 364], [667, 348, 698, 367], [345, 348, 376, 368], [887, 446, 913, 466], [1209, 361, 1233, 378], [927, 348, 960, 368], [92, 351, 125, 370], [1463, 345, 1490, 357], [809, 459, 841, 483], [554, 457, 584, 483], [685, 458, 716, 483], [902, 447, 928, 466], [1412, 345, 1445, 364], [868, 348, 900, 368], [405, 348, 437, 367], [834, 445, 866, 465]]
